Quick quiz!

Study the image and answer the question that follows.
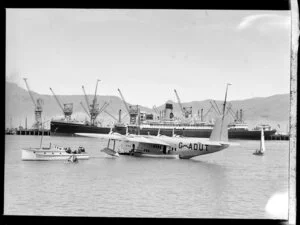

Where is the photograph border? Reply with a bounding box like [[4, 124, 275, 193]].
[[3, 2, 297, 224], [288, 0, 298, 224]]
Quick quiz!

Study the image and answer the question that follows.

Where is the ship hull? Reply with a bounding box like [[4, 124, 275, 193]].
[[50, 121, 125, 136], [228, 129, 276, 140], [50, 121, 276, 140]]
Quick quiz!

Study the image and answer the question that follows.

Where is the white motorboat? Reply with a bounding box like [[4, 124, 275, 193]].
[[21, 145, 89, 161]]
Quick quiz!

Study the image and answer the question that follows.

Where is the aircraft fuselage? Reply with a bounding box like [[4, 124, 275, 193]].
[[112, 138, 229, 159]]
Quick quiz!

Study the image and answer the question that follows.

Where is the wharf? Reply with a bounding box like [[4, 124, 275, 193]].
[[266, 134, 289, 141], [15, 129, 50, 136]]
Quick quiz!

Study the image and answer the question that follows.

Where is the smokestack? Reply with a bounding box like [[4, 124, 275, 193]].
[[201, 108, 203, 122], [236, 110, 239, 122], [118, 109, 122, 123], [25, 116, 27, 130], [240, 109, 243, 122], [137, 105, 140, 135]]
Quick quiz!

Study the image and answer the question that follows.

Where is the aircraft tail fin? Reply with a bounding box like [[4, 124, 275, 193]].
[[209, 115, 230, 142]]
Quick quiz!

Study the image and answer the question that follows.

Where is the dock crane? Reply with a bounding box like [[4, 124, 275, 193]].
[[104, 99, 129, 124], [98, 101, 109, 115], [117, 88, 140, 124], [174, 89, 185, 118], [174, 89, 192, 118], [49, 88, 73, 121], [104, 109, 119, 122], [80, 101, 90, 117], [23, 78, 44, 130], [81, 79, 102, 126], [82, 85, 91, 112], [117, 88, 130, 114], [89, 79, 101, 125]]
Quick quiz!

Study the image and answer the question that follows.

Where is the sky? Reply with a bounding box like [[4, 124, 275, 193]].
[[6, 9, 290, 108]]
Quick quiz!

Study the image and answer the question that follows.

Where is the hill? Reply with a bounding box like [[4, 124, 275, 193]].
[[5, 81, 290, 132]]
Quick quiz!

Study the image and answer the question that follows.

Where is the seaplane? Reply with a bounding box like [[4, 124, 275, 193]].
[[75, 83, 239, 159], [75, 114, 239, 159]]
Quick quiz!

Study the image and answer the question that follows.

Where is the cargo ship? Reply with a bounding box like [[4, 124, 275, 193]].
[[50, 119, 125, 136], [121, 104, 276, 140], [50, 80, 125, 136], [50, 82, 276, 139], [51, 101, 276, 140], [50, 113, 276, 140]]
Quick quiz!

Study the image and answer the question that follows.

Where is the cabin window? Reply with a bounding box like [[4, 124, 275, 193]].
[[44, 152, 46, 154]]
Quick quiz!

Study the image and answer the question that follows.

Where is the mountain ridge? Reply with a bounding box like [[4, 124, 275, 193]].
[[5, 81, 290, 132]]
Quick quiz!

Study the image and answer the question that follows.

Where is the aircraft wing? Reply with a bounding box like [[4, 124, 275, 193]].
[[126, 136, 154, 143], [126, 136, 170, 146], [219, 141, 240, 146], [144, 136, 171, 146], [75, 133, 128, 141], [199, 140, 240, 146], [75, 132, 171, 146]]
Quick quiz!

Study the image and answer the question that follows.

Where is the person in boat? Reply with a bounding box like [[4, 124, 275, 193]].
[[65, 147, 72, 154], [78, 146, 85, 153]]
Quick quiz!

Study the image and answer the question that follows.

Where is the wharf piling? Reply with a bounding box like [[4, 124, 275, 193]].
[[15, 129, 50, 136], [266, 134, 290, 141]]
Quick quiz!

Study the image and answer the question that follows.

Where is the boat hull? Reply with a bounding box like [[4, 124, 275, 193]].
[[253, 152, 264, 156], [50, 120, 276, 140], [21, 148, 89, 161]]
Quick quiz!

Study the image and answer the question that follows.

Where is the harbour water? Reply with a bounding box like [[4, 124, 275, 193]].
[[4, 135, 289, 219]]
